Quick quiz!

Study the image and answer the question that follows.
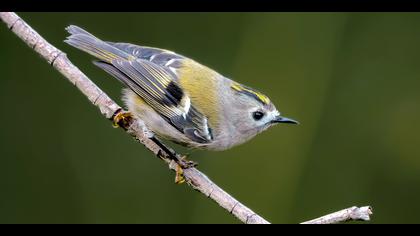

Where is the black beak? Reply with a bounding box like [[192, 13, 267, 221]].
[[272, 116, 299, 125]]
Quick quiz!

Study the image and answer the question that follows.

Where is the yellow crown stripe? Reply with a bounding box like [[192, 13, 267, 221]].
[[231, 82, 270, 105]]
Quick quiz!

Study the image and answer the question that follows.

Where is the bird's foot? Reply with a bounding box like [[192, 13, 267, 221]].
[[178, 155, 198, 169], [112, 111, 133, 128], [173, 155, 198, 184], [174, 164, 185, 184]]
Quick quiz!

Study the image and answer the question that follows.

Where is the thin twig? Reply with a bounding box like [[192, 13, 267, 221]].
[[301, 206, 373, 224], [0, 12, 373, 224]]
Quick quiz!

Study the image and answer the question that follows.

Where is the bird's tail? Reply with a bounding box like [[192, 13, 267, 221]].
[[64, 25, 129, 63]]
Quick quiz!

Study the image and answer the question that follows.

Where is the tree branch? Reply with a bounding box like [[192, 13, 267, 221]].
[[0, 12, 373, 224]]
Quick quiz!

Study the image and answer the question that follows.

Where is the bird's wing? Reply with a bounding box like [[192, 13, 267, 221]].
[[65, 26, 212, 143], [94, 59, 213, 144]]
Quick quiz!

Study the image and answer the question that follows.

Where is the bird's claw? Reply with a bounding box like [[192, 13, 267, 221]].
[[173, 155, 198, 184], [175, 164, 185, 184], [113, 111, 133, 128], [179, 155, 198, 168]]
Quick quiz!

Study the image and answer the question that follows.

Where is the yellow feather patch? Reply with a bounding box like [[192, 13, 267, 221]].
[[177, 59, 220, 126]]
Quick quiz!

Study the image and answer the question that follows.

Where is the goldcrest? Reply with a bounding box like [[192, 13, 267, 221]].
[[65, 25, 298, 151]]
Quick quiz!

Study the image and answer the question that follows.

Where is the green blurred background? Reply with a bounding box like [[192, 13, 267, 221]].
[[1, 12, 420, 223]]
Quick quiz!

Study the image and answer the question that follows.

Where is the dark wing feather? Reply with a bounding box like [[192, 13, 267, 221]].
[[95, 59, 212, 143]]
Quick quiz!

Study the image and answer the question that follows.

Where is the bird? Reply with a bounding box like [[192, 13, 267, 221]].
[[64, 25, 298, 181]]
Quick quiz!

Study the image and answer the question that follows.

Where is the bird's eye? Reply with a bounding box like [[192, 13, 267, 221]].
[[252, 111, 265, 121]]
